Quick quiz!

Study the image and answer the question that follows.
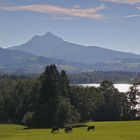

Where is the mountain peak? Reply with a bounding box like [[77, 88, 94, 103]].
[[29, 31, 63, 44], [45, 31, 54, 36], [43, 31, 63, 41]]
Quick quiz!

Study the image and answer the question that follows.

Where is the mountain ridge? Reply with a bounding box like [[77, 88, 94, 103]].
[[9, 32, 140, 64], [0, 31, 140, 73]]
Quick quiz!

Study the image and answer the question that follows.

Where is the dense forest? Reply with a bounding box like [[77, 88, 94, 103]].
[[0, 65, 139, 128]]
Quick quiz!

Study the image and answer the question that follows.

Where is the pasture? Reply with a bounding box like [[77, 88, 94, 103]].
[[0, 121, 140, 140]]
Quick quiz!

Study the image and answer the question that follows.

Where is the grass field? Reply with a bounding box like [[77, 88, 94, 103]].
[[0, 121, 140, 140]]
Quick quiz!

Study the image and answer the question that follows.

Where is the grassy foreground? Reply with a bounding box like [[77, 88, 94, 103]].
[[0, 121, 140, 140]]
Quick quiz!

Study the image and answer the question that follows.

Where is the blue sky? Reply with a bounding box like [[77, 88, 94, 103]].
[[0, 0, 140, 54]]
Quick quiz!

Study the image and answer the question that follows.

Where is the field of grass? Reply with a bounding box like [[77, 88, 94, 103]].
[[0, 121, 140, 140]]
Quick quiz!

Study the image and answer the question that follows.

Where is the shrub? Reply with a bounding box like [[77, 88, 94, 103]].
[[22, 112, 35, 126]]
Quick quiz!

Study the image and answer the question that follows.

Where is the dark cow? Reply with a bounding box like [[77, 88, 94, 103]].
[[51, 127, 59, 133], [64, 126, 73, 133], [87, 126, 95, 131]]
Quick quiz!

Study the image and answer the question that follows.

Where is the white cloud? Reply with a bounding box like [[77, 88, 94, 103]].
[[109, 14, 140, 19], [137, 6, 140, 9], [125, 14, 140, 17], [0, 4, 106, 20], [50, 16, 74, 21], [102, 0, 140, 4]]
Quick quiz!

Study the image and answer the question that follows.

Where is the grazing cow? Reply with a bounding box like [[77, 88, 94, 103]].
[[87, 126, 95, 131], [51, 127, 59, 133], [64, 126, 73, 133]]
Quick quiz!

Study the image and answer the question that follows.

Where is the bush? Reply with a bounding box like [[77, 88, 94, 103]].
[[22, 112, 35, 126]]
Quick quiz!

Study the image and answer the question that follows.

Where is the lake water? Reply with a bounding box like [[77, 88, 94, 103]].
[[78, 83, 136, 92]]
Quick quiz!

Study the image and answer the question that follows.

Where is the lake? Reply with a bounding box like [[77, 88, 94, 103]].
[[78, 83, 134, 92]]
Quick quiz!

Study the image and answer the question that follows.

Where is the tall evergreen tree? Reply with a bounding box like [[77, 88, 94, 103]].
[[39, 64, 61, 102], [60, 70, 70, 98], [36, 65, 60, 127], [36, 64, 78, 127]]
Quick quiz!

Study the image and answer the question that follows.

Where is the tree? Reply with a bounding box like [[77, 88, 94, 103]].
[[97, 80, 130, 121], [53, 96, 80, 127], [14, 79, 40, 122], [22, 112, 35, 126], [0, 77, 40, 123], [39, 64, 61, 102], [36, 64, 74, 127], [60, 70, 70, 98], [127, 81, 140, 119], [70, 86, 104, 121]]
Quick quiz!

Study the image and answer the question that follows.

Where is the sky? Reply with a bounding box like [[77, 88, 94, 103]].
[[0, 0, 140, 54]]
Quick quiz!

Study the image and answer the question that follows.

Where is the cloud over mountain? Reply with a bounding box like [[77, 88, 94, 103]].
[[0, 4, 106, 20]]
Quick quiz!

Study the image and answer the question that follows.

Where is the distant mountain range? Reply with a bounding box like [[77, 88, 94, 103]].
[[1, 31, 140, 73]]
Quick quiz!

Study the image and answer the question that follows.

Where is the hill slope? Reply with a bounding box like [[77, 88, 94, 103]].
[[0, 47, 83, 73]]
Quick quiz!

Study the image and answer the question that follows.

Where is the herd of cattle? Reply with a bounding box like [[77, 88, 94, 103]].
[[51, 125, 95, 133]]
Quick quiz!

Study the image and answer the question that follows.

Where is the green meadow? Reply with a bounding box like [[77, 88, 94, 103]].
[[0, 121, 140, 140]]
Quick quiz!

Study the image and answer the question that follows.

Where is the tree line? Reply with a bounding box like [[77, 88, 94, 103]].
[[0, 64, 139, 128], [69, 71, 140, 84]]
